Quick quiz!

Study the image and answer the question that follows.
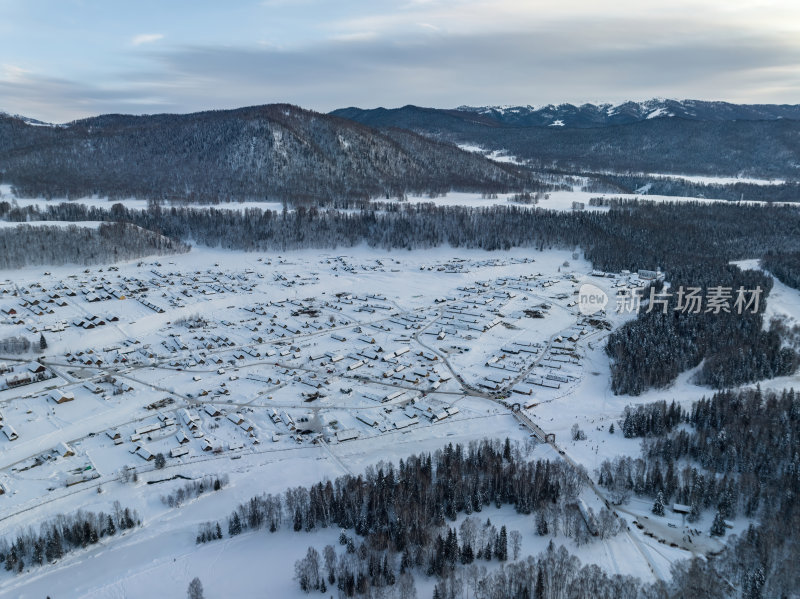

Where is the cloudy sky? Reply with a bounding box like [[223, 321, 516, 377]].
[[1, 0, 799, 122]]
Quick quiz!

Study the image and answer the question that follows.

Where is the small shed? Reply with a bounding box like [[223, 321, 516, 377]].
[[50, 390, 75, 404]]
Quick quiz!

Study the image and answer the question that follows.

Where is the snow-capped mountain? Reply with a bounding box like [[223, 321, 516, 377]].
[[455, 99, 800, 128], [331, 101, 800, 178]]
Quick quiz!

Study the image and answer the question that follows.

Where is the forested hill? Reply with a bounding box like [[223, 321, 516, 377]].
[[0, 105, 540, 204], [331, 104, 800, 179]]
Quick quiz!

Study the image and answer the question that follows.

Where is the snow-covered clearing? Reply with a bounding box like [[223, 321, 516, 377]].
[[0, 221, 103, 229], [645, 173, 786, 186], [394, 189, 800, 212], [0, 246, 798, 596], [456, 144, 525, 164], [0, 185, 286, 214]]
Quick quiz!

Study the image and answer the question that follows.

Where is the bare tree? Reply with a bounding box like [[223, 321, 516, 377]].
[[509, 530, 522, 560], [187, 577, 204, 599], [323, 544, 336, 585], [397, 571, 417, 599], [294, 546, 321, 592]]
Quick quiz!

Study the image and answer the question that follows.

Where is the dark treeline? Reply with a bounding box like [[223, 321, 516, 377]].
[[589, 202, 800, 395], [215, 440, 585, 548], [0, 222, 189, 269], [0, 502, 140, 575], [583, 174, 800, 203], [599, 387, 800, 598], [160, 474, 229, 508], [0, 336, 33, 355], [620, 400, 683, 438], [4, 199, 800, 265], [761, 250, 800, 290], [587, 196, 653, 207], [606, 270, 798, 394]]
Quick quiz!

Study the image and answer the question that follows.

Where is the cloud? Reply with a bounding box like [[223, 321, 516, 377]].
[[1, 64, 29, 83], [134, 24, 800, 110], [331, 31, 378, 43], [2, 7, 799, 121], [132, 33, 164, 46], [0, 70, 176, 122]]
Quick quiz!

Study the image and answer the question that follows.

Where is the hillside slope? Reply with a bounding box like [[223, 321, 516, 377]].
[[0, 105, 537, 203]]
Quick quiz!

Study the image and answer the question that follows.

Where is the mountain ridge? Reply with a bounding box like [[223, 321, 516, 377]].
[[330, 101, 800, 179], [333, 99, 800, 130], [0, 104, 540, 203]]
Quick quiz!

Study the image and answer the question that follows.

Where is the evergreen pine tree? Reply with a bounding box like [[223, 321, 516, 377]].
[[228, 512, 242, 536], [688, 501, 700, 523], [5, 544, 17, 572], [535, 567, 545, 599], [497, 525, 508, 561], [536, 511, 549, 536], [460, 542, 474, 565], [105, 515, 116, 536], [400, 547, 411, 573], [652, 491, 665, 516], [710, 511, 726, 537], [293, 508, 303, 532]]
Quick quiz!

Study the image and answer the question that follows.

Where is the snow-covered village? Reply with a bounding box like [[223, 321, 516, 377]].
[[2, 1, 800, 597], [0, 239, 796, 596]]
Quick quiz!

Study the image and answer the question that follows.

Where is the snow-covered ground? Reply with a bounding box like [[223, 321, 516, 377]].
[[645, 173, 786, 186], [0, 185, 286, 214], [0, 220, 104, 229], [399, 188, 800, 212], [456, 144, 525, 164], [4, 179, 796, 224], [0, 246, 797, 597]]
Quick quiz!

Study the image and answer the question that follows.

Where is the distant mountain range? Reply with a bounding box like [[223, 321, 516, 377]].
[[333, 99, 800, 129], [1, 100, 798, 205], [331, 100, 800, 179], [0, 105, 536, 203], [457, 99, 800, 128]]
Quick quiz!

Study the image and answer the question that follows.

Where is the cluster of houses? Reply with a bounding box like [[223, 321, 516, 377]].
[[1, 361, 50, 391], [419, 256, 536, 274], [116, 402, 261, 465], [0, 409, 19, 442], [0, 278, 125, 334], [0, 255, 611, 500]]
